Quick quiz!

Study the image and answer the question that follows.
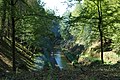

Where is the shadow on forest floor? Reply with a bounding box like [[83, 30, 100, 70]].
[[1, 63, 120, 80], [0, 38, 34, 72], [1, 39, 120, 80]]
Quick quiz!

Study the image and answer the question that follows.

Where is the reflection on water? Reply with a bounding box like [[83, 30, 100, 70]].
[[34, 50, 68, 70], [55, 52, 63, 70], [54, 50, 69, 70]]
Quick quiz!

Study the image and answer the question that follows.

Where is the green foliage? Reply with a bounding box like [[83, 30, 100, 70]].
[[12, 1, 62, 61], [0, 0, 59, 71], [0, 0, 120, 76], [60, 11, 72, 40], [70, 0, 120, 50]]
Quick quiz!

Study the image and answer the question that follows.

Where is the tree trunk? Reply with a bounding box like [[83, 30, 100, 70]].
[[0, 0, 7, 39], [11, 0, 16, 72], [98, 24, 104, 63], [7, 17, 11, 38], [97, 0, 104, 63]]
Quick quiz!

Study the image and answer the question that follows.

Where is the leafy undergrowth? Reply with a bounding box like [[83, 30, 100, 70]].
[[1, 63, 120, 80]]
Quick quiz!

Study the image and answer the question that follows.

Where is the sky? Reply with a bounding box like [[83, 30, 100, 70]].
[[41, 0, 77, 16]]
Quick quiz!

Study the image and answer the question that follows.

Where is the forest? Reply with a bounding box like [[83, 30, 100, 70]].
[[0, 0, 120, 80]]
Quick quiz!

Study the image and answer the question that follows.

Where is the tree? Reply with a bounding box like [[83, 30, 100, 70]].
[[97, 0, 104, 63], [0, 0, 59, 71], [14, 0, 59, 69], [70, 0, 120, 63], [10, 0, 16, 72]]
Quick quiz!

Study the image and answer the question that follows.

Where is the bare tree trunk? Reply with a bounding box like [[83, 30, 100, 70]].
[[11, 0, 16, 72], [97, 0, 104, 63], [7, 17, 11, 38]]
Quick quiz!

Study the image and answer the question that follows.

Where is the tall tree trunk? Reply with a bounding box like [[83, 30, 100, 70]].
[[97, 0, 104, 63], [98, 23, 104, 63], [0, 0, 7, 39], [7, 17, 11, 38], [11, 0, 16, 72]]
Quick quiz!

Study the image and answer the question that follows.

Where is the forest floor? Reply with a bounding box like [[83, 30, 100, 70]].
[[1, 63, 120, 80]]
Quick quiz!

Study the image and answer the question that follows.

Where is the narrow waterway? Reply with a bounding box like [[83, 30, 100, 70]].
[[54, 50, 70, 70], [34, 50, 71, 70]]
